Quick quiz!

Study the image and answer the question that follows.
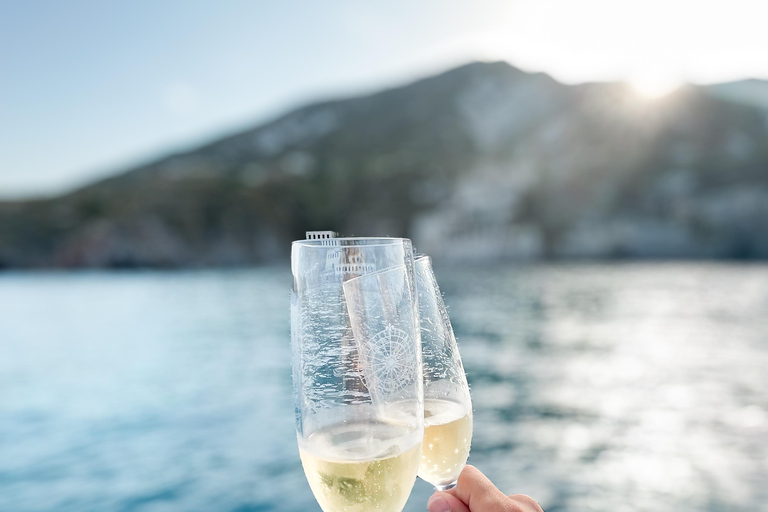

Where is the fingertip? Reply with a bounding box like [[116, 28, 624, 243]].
[[428, 492, 470, 512], [461, 464, 480, 477], [508, 494, 545, 512], [455, 464, 497, 494], [427, 494, 451, 512], [450, 465, 511, 511]]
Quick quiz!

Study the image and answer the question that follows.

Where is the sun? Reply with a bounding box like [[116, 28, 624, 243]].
[[630, 74, 682, 98]]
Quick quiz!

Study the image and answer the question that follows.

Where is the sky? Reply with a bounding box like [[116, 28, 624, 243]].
[[2, 0, 767, 199]]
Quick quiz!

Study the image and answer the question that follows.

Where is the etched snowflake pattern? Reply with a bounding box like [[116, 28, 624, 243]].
[[364, 324, 416, 396]]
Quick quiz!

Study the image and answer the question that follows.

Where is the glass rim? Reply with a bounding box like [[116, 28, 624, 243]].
[[292, 236, 412, 248]]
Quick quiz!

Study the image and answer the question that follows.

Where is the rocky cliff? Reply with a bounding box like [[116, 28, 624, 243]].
[[2, 61, 767, 268]]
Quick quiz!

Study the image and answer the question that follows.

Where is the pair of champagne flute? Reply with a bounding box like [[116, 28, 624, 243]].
[[291, 235, 472, 512]]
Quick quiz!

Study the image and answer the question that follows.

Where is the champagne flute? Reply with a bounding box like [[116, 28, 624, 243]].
[[414, 254, 473, 491], [291, 235, 424, 512]]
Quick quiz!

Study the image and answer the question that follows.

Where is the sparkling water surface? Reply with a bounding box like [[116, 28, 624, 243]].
[[1, 263, 767, 512]]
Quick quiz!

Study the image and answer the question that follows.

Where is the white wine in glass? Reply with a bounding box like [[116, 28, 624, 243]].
[[414, 255, 473, 490], [420, 398, 473, 488], [299, 420, 421, 512], [291, 235, 424, 512]]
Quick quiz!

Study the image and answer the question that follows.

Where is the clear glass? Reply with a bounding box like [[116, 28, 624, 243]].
[[414, 254, 473, 491], [291, 237, 424, 512]]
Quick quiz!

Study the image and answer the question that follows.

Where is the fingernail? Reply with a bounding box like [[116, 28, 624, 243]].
[[427, 495, 451, 512]]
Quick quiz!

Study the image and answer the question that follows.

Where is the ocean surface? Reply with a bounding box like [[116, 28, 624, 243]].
[[1, 263, 767, 512]]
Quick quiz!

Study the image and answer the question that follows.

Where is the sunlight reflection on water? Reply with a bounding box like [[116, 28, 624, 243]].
[[0, 263, 766, 512], [440, 263, 768, 512]]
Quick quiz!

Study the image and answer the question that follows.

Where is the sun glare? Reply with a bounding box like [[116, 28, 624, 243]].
[[630, 76, 682, 98]]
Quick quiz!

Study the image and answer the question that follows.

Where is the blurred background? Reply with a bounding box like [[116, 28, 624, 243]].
[[2, 1, 767, 511]]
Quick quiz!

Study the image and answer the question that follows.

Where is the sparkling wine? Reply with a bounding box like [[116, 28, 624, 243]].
[[299, 421, 422, 512], [419, 399, 473, 487]]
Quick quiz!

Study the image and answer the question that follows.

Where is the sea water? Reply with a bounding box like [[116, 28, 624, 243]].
[[1, 263, 766, 512]]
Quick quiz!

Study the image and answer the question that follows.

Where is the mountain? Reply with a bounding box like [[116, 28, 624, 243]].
[[704, 78, 768, 110], [1, 61, 768, 268]]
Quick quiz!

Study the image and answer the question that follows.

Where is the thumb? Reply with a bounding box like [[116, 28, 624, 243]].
[[443, 465, 521, 512], [427, 492, 469, 512]]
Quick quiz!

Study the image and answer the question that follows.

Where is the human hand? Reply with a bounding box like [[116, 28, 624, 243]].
[[426, 465, 543, 512]]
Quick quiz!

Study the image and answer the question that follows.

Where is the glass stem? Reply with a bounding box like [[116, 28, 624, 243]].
[[435, 481, 458, 491]]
